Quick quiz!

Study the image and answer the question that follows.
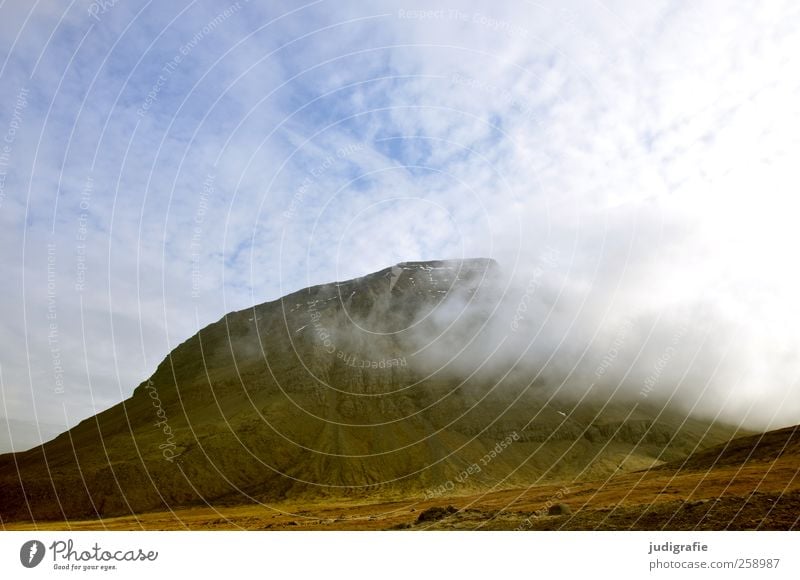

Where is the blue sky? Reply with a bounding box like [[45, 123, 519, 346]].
[[1, 0, 799, 451]]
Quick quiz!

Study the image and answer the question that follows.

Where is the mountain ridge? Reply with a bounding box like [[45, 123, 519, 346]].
[[0, 258, 742, 523]]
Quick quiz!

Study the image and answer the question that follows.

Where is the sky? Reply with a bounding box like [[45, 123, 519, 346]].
[[0, 0, 799, 452]]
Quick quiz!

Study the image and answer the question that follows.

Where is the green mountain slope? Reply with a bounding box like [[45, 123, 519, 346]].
[[0, 259, 741, 522]]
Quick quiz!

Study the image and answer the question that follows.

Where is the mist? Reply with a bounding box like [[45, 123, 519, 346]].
[[400, 200, 800, 432]]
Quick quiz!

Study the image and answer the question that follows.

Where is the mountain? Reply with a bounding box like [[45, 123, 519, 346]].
[[0, 258, 741, 523], [655, 423, 800, 471]]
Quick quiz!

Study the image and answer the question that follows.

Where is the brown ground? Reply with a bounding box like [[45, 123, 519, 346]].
[[4, 445, 798, 531]]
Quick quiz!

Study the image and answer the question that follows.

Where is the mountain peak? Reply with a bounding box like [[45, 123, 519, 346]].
[[391, 257, 498, 270], [0, 256, 740, 523]]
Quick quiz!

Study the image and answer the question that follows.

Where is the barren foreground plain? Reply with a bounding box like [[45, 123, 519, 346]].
[[6, 425, 798, 531]]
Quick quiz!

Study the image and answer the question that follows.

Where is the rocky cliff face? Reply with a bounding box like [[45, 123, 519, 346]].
[[0, 259, 739, 522]]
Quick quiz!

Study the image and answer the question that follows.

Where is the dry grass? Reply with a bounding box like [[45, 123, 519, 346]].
[[5, 451, 797, 531]]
